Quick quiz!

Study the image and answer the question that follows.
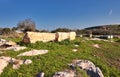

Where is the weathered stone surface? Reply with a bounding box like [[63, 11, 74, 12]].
[[74, 44, 79, 47], [0, 56, 32, 74], [5, 41, 16, 46], [0, 58, 8, 74], [0, 39, 6, 46], [56, 32, 70, 42], [53, 70, 75, 77], [22, 33, 30, 43], [74, 60, 104, 77], [12, 59, 24, 69], [22, 32, 76, 43], [23, 59, 32, 65], [93, 44, 100, 48], [17, 50, 48, 56], [89, 38, 109, 42], [0, 56, 15, 74], [72, 49, 78, 52], [0, 39, 26, 51], [0, 39, 16, 48], [56, 32, 76, 42], [69, 32, 76, 40], [6, 45, 26, 51], [22, 32, 56, 43], [13, 59, 32, 69]]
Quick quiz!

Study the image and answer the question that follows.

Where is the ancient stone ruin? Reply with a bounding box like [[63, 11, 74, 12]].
[[22, 32, 76, 43]]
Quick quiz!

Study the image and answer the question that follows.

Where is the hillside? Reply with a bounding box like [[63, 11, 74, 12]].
[[75, 24, 120, 35], [77, 24, 120, 35]]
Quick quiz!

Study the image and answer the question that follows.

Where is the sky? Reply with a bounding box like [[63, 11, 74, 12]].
[[0, 0, 120, 30]]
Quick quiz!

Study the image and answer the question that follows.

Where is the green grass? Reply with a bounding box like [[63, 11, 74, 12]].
[[0, 37, 120, 77]]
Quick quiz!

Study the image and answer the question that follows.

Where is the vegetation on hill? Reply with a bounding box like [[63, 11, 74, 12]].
[[17, 18, 36, 32], [51, 28, 72, 33], [0, 28, 23, 38], [76, 24, 120, 35]]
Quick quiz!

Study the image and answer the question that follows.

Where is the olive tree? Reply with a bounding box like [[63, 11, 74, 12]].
[[17, 18, 36, 32]]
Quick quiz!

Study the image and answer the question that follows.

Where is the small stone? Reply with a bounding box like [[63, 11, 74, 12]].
[[23, 59, 32, 65], [72, 49, 78, 52], [74, 45, 79, 47], [93, 44, 100, 48], [36, 72, 45, 77], [68, 64, 76, 71]]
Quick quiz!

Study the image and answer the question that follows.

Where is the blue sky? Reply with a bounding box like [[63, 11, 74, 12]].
[[0, 0, 120, 30]]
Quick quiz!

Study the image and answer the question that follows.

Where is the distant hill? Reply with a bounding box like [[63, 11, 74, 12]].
[[76, 24, 120, 35]]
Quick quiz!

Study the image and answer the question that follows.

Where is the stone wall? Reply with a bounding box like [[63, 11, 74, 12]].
[[56, 32, 76, 41], [22, 32, 55, 43], [22, 32, 76, 43]]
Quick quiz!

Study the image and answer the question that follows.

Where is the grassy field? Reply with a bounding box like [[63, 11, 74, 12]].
[[0, 37, 120, 77]]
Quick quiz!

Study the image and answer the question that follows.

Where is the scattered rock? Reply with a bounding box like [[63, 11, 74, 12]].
[[73, 60, 104, 77], [5, 41, 16, 46], [68, 64, 76, 71], [0, 56, 32, 74], [36, 72, 45, 77], [0, 39, 16, 46], [0, 39, 26, 51], [6, 45, 26, 51], [23, 59, 32, 65], [74, 45, 79, 47], [72, 49, 78, 52], [0, 39, 6, 42], [93, 44, 100, 48], [53, 70, 75, 77], [17, 50, 48, 56], [12, 59, 24, 69], [90, 38, 103, 41], [12, 59, 32, 69], [0, 56, 15, 74], [0, 39, 6, 46], [81, 40, 85, 42], [89, 38, 110, 42], [0, 58, 9, 74], [0, 39, 17, 50]]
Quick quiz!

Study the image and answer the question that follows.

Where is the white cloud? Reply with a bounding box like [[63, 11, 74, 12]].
[[109, 9, 113, 16]]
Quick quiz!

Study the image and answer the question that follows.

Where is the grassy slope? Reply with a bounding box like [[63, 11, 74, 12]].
[[0, 37, 120, 77]]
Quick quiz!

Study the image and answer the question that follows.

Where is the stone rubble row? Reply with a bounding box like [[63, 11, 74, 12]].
[[37, 60, 104, 77]]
